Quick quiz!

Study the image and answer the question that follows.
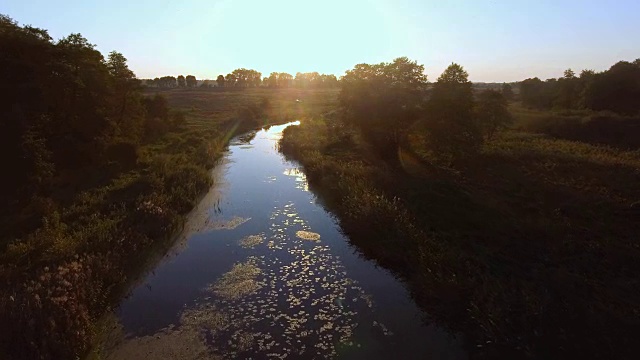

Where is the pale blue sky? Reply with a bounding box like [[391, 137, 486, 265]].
[[2, 0, 638, 82]]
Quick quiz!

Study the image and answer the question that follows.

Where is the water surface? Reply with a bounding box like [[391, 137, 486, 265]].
[[106, 122, 466, 359]]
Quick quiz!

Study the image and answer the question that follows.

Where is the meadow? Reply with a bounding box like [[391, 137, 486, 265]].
[[279, 104, 640, 359]]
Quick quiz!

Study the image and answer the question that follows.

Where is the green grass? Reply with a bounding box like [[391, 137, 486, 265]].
[[509, 102, 640, 149], [280, 114, 640, 359], [0, 87, 339, 360]]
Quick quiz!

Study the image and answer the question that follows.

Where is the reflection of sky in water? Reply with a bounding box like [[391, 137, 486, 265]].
[[187, 202, 386, 359], [109, 122, 466, 360]]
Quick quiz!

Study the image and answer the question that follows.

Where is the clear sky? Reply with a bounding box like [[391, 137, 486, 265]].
[[2, 0, 638, 82]]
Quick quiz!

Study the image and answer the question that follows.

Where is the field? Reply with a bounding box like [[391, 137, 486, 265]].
[[145, 87, 339, 130], [279, 105, 640, 359]]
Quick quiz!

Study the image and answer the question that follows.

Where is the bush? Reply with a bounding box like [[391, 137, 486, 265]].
[[105, 140, 139, 169], [516, 109, 640, 149]]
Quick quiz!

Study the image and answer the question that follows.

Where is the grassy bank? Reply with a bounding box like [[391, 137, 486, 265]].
[[510, 103, 640, 150], [280, 114, 640, 359], [0, 88, 338, 360]]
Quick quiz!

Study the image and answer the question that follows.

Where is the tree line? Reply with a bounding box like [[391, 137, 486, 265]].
[[340, 57, 512, 164], [146, 74, 197, 88], [146, 70, 339, 89], [519, 60, 640, 115], [339, 56, 640, 165], [0, 14, 184, 231]]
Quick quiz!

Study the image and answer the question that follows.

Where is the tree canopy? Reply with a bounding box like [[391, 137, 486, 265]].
[[0, 14, 181, 213], [424, 63, 482, 160], [224, 68, 262, 87], [340, 57, 428, 160], [185, 75, 197, 87], [519, 60, 640, 115]]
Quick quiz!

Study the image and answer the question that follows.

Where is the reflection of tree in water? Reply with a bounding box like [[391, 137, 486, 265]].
[[235, 131, 257, 145]]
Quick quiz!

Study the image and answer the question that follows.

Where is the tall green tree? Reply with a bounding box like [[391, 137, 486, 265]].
[[266, 72, 278, 87], [340, 57, 428, 161], [555, 68, 580, 109], [177, 74, 185, 87], [583, 61, 640, 115], [106, 51, 144, 141], [424, 63, 482, 160], [225, 73, 237, 87], [185, 75, 197, 87], [278, 72, 293, 88], [216, 74, 225, 87]]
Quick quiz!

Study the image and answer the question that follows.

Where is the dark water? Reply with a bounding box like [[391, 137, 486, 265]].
[[107, 122, 466, 359]]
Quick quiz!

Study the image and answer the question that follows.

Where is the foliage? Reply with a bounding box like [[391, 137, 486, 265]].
[[519, 59, 640, 115], [185, 74, 197, 88], [0, 16, 224, 360], [475, 89, 513, 139], [293, 72, 339, 88], [280, 115, 640, 360], [512, 104, 640, 150], [266, 72, 294, 88], [423, 63, 483, 161], [501, 82, 514, 101], [216, 74, 225, 87], [340, 57, 428, 161], [225, 68, 262, 87], [583, 60, 640, 115]]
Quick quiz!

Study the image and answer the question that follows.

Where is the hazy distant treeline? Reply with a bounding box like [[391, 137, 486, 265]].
[[145, 70, 339, 89]]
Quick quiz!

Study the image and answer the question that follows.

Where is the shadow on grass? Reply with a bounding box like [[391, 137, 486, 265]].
[[280, 120, 640, 359]]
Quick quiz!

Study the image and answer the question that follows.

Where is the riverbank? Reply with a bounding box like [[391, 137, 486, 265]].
[[279, 114, 640, 359], [98, 121, 464, 360], [0, 88, 339, 360]]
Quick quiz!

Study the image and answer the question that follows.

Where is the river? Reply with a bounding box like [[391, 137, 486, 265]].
[[105, 122, 467, 359]]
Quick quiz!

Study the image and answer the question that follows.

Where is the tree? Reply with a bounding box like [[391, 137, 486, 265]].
[[53, 32, 113, 167], [142, 93, 180, 139], [225, 73, 237, 87], [583, 61, 640, 115], [185, 75, 197, 88], [294, 72, 339, 88], [564, 68, 576, 79], [216, 74, 225, 87], [106, 51, 144, 142], [158, 76, 176, 88], [555, 68, 579, 109], [519, 77, 554, 109], [321, 74, 339, 88], [501, 83, 514, 101], [476, 90, 513, 139], [424, 63, 482, 160], [340, 57, 428, 161], [266, 72, 278, 87], [278, 72, 293, 88], [177, 75, 185, 87]]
